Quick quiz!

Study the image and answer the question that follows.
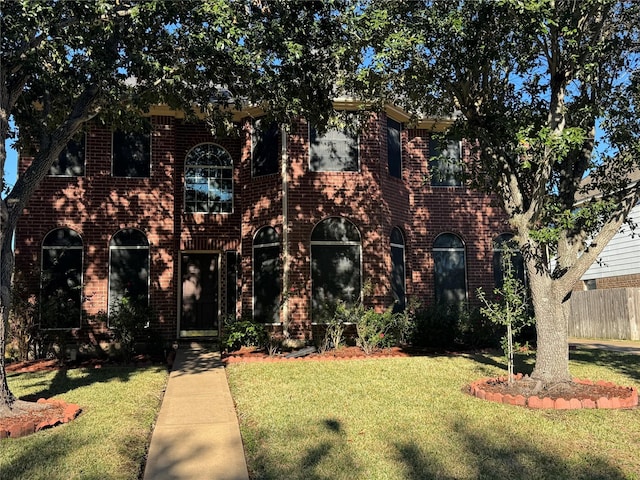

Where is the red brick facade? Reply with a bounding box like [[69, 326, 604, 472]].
[[15, 109, 509, 343]]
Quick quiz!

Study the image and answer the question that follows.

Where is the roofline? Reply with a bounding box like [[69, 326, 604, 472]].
[[148, 100, 456, 131]]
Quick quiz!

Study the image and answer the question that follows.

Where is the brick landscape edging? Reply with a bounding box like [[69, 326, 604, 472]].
[[0, 398, 82, 439], [469, 374, 639, 410]]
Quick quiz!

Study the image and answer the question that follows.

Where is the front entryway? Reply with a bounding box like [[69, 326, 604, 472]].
[[179, 252, 220, 337]]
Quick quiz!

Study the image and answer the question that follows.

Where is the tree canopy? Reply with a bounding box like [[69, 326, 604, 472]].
[[358, 0, 640, 383], [0, 0, 360, 409]]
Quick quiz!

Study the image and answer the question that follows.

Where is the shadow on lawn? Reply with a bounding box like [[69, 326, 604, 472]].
[[569, 348, 640, 383], [394, 418, 628, 480], [8, 364, 165, 401], [247, 413, 629, 480]]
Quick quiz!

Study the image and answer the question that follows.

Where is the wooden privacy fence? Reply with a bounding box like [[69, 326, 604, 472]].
[[569, 288, 640, 340]]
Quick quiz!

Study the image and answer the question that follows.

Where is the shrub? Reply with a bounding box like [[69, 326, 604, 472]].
[[316, 315, 346, 353], [109, 296, 154, 363], [7, 274, 38, 361], [221, 315, 268, 352], [408, 303, 501, 350], [355, 307, 397, 354]]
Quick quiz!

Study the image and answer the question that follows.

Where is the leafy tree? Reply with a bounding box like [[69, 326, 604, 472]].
[[0, 0, 358, 411], [358, 0, 640, 385]]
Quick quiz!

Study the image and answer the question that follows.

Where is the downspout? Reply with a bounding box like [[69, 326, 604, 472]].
[[281, 126, 290, 338]]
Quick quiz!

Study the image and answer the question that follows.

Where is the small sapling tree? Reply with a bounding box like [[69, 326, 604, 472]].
[[477, 251, 533, 384]]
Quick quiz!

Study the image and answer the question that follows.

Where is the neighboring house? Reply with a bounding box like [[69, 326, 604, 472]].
[[580, 203, 640, 290], [579, 169, 640, 290], [14, 102, 510, 345]]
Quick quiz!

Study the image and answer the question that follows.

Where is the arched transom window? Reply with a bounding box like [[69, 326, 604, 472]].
[[184, 143, 233, 214]]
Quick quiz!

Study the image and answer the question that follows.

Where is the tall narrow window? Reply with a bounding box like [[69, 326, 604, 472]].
[[40, 228, 83, 329], [309, 118, 359, 172], [109, 229, 149, 317], [390, 227, 406, 312], [51, 133, 85, 176], [311, 217, 361, 322], [433, 233, 467, 304], [184, 143, 234, 214], [253, 227, 281, 323], [429, 138, 462, 186], [226, 250, 239, 319], [252, 120, 280, 177], [112, 130, 151, 177], [387, 118, 402, 178], [493, 233, 526, 288]]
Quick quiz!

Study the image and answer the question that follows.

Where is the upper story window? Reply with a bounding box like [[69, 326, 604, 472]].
[[112, 130, 151, 177], [429, 138, 462, 187], [387, 118, 402, 178], [252, 120, 280, 177], [309, 118, 359, 172], [184, 143, 233, 214], [50, 133, 85, 176]]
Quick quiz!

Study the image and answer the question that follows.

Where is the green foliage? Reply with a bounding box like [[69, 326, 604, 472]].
[[409, 303, 501, 351], [221, 315, 269, 353], [477, 251, 534, 383], [316, 314, 346, 354], [108, 296, 154, 363], [354, 307, 398, 354], [6, 274, 38, 362]]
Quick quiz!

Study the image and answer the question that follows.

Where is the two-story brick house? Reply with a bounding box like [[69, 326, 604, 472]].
[[15, 101, 510, 347]]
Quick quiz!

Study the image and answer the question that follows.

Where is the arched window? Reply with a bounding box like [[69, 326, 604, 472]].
[[253, 227, 281, 323], [390, 227, 406, 311], [433, 233, 467, 304], [41, 228, 83, 329], [109, 229, 149, 317], [184, 143, 233, 214], [311, 217, 361, 322], [493, 233, 526, 288]]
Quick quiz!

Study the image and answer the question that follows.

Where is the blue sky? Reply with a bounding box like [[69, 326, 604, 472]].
[[4, 135, 17, 191]]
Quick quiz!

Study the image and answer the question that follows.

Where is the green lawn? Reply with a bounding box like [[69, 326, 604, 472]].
[[1, 365, 168, 480], [227, 349, 640, 480]]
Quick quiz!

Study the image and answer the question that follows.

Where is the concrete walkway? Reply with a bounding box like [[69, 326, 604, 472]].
[[143, 346, 249, 480], [569, 337, 640, 355]]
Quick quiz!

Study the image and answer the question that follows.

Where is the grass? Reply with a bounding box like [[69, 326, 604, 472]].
[[1, 365, 168, 480], [227, 349, 640, 480]]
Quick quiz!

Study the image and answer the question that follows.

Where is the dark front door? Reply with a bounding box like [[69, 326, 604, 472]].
[[180, 253, 219, 337]]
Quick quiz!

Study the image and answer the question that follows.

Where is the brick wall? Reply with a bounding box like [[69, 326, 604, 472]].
[[15, 111, 510, 344]]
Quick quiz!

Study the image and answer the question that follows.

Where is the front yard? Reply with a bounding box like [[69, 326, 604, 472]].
[[227, 349, 640, 480], [1, 365, 167, 480]]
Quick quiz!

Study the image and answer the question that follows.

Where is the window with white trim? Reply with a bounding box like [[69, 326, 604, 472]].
[[253, 227, 281, 323], [433, 233, 467, 304], [309, 119, 359, 172], [109, 229, 149, 318], [184, 143, 233, 214], [429, 138, 462, 187], [40, 228, 83, 329], [112, 130, 151, 177], [311, 217, 361, 322], [390, 227, 406, 311], [51, 133, 85, 176], [493, 233, 526, 289]]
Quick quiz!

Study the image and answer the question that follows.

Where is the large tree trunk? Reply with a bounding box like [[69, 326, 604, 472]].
[[0, 200, 16, 408], [528, 272, 572, 384]]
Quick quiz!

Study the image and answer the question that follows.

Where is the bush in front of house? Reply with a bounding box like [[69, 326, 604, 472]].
[[221, 314, 269, 352]]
